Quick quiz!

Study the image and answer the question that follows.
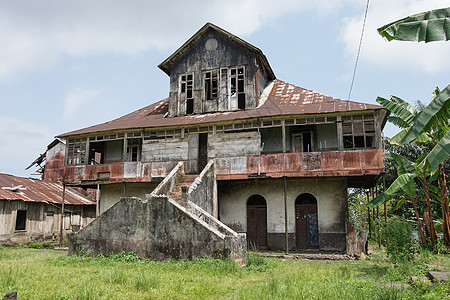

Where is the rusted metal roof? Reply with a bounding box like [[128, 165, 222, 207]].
[[0, 173, 95, 205], [59, 79, 386, 138]]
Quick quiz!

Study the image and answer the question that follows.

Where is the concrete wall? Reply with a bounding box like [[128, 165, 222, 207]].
[[99, 182, 158, 214], [0, 200, 95, 246], [218, 177, 348, 251], [70, 196, 246, 262], [186, 161, 217, 217]]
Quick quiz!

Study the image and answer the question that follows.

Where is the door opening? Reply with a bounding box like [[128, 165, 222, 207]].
[[198, 133, 208, 172], [295, 193, 318, 249]]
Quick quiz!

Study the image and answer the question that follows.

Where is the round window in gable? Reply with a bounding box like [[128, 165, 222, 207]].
[[205, 38, 218, 51]]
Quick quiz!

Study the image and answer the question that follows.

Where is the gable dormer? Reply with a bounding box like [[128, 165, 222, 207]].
[[158, 23, 275, 116]]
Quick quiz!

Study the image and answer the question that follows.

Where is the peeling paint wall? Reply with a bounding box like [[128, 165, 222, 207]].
[[208, 131, 261, 158], [218, 177, 348, 251], [142, 138, 189, 162]]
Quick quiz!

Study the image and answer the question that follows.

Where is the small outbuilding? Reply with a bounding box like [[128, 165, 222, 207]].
[[0, 173, 96, 246]]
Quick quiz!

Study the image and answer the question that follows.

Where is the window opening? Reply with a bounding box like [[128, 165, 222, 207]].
[[230, 67, 245, 109], [67, 139, 87, 165], [342, 114, 375, 149], [15, 210, 27, 231], [204, 69, 218, 100], [89, 140, 124, 164], [180, 73, 194, 114]]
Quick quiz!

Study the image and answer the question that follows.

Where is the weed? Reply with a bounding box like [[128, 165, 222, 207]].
[[246, 252, 270, 272], [27, 241, 54, 249]]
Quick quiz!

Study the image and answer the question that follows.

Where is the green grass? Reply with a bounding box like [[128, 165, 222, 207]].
[[0, 246, 448, 299]]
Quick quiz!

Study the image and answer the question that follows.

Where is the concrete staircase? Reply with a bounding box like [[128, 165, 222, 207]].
[[169, 174, 198, 202]]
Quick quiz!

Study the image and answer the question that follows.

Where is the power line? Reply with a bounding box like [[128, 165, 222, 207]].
[[347, 0, 370, 103]]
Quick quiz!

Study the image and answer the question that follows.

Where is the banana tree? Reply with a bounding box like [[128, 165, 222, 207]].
[[378, 7, 450, 43], [368, 152, 437, 246]]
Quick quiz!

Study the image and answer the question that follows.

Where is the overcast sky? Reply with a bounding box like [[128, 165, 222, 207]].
[[1, 0, 449, 178]]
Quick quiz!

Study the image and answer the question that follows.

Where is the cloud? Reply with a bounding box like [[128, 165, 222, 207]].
[[340, 0, 450, 74], [63, 88, 102, 124], [0, 116, 54, 177], [0, 0, 351, 80]]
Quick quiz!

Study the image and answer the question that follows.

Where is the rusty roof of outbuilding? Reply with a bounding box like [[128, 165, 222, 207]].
[[0, 173, 95, 205], [59, 79, 386, 137]]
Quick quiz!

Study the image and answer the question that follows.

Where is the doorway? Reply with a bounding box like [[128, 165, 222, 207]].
[[198, 133, 208, 172], [247, 195, 267, 249], [295, 193, 318, 249]]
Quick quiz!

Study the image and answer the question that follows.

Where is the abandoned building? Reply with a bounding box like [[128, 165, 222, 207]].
[[0, 173, 96, 246], [41, 23, 387, 260]]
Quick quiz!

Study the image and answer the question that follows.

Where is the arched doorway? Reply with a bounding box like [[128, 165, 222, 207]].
[[247, 195, 267, 249], [295, 193, 318, 249]]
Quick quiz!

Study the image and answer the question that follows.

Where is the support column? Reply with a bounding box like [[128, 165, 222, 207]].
[[59, 183, 66, 246]]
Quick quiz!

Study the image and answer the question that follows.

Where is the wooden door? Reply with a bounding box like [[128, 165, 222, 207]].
[[247, 205, 267, 249], [295, 204, 318, 249], [187, 134, 199, 174]]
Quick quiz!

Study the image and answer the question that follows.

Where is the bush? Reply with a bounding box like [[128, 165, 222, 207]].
[[385, 217, 416, 263]]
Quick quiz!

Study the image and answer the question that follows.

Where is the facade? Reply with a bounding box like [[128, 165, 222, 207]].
[[45, 23, 387, 256], [0, 173, 95, 246]]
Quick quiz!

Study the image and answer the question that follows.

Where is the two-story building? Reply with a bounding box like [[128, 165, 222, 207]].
[[45, 23, 386, 258]]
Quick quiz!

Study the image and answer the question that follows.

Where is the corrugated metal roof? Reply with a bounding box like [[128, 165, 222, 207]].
[[59, 79, 385, 137], [0, 173, 95, 205]]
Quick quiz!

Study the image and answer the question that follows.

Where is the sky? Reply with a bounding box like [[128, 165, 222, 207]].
[[1, 0, 449, 178]]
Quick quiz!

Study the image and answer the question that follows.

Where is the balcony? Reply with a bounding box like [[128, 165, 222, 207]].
[[60, 149, 383, 185]]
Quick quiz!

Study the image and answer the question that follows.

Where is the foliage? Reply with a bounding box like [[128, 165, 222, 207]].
[[378, 7, 450, 43], [384, 217, 416, 263]]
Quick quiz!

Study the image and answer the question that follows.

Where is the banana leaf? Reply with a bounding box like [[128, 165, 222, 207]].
[[401, 84, 450, 144], [389, 128, 431, 144], [367, 173, 417, 207], [424, 130, 450, 169], [376, 96, 417, 125], [378, 7, 450, 42]]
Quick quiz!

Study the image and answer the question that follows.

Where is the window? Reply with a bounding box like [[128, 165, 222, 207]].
[[204, 69, 218, 100], [230, 67, 246, 109], [89, 140, 124, 164], [15, 210, 27, 231], [342, 114, 375, 149], [67, 138, 87, 165], [180, 73, 194, 114]]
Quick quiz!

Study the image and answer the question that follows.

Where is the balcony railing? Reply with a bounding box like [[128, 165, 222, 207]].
[[59, 149, 384, 184]]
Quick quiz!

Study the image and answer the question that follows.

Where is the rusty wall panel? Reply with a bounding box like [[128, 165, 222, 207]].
[[302, 153, 321, 170], [362, 149, 383, 169], [229, 157, 247, 174], [342, 151, 361, 169], [284, 153, 301, 172], [321, 151, 342, 171]]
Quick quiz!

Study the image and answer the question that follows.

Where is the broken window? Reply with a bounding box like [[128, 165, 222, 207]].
[[67, 138, 87, 165], [180, 73, 194, 114], [230, 67, 246, 109], [89, 140, 124, 164], [342, 114, 375, 149], [15, 210, 27, 231], [204, 69, 218, 100]]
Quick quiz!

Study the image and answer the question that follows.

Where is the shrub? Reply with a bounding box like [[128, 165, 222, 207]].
[[385, 217, 415, 263]]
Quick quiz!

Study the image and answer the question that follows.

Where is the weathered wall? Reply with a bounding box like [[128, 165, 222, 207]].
[[142, 138, 189, 162], [168, 28, 266, 116], [0, 200, 95, 246], [218, 177, 348, 251], [99, 182, 158, 214], [208, 131, 261, 158], [70, 196, 246, 262], [44, 142, 65, 181]]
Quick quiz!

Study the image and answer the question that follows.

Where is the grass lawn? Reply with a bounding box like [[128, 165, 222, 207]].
[[0, 245, 449, 299]]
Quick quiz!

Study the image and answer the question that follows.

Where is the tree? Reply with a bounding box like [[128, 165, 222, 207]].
[[376, 7, 450, 246]]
